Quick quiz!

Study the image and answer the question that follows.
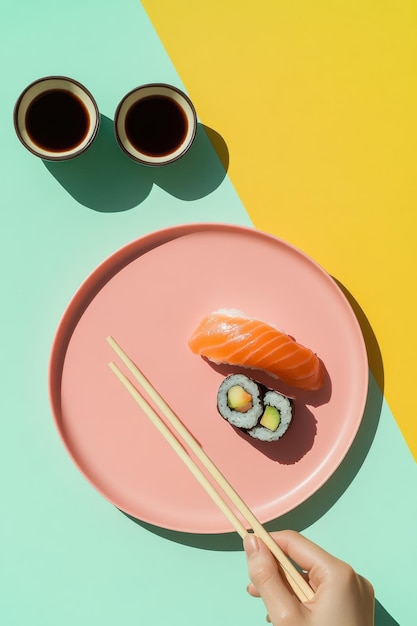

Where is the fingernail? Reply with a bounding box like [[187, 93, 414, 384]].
[[244, 533, 260, 556]]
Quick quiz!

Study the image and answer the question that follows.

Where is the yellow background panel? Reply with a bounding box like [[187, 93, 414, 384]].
[[142, 0, 417, 459]]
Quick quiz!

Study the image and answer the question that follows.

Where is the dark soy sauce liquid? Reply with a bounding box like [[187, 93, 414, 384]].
[[125, 95, 188, 157], [26, 89, 89, 152]]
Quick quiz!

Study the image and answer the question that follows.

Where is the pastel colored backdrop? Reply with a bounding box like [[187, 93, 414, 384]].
[[142, 0, 417, 459], [0, 1, 416, 625]]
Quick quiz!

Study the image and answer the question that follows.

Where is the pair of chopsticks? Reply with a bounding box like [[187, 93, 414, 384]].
[[107, 335, 314, 603]]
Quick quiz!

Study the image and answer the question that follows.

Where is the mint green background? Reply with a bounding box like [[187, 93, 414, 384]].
[[1, 1, 416, 624]]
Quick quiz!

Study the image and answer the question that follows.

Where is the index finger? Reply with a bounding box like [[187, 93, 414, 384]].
[[271, 530, 342, 588]]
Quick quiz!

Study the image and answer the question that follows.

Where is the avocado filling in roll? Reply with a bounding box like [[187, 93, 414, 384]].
[[227, 385, 253, 413], [260, 405, 281, 431]]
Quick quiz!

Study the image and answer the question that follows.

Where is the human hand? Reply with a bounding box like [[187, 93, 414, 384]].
[[244, 530, 374, 625]]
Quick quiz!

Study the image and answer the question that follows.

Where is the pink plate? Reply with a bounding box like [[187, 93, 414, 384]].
[[49, 223, 368, 533]]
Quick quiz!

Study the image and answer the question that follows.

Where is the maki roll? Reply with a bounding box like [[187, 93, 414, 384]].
[[217, 374, 264, 429], [217, 374, 293, 442], [248, 390, 293, 442]]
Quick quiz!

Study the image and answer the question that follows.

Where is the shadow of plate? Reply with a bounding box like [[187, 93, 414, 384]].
[[121, 278, 384, 549], [121, 364, 382, 548]]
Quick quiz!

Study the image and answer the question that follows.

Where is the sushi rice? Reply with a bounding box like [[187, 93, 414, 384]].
[[248, 390, 293, 442], [217, 374, 263, 429]]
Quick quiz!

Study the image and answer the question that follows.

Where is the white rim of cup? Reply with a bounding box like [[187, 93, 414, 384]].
[[114, 83, 197, 166], [13, 76, 100, 161]]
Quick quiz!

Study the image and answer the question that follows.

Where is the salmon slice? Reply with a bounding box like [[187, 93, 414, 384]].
[[188, 309, 324, 391]]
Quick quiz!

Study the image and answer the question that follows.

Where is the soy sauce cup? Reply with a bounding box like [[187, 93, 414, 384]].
[[114, 83, 197, 166], [13, 76, 100, 161]]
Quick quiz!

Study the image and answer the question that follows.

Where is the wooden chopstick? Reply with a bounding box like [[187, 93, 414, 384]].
[[109, 360, 248, 537], [107, 335, 314, 602]]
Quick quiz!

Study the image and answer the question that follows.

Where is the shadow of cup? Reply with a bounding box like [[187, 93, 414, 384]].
[[43, 114, 152, 211], [43, 116, 229, 211]]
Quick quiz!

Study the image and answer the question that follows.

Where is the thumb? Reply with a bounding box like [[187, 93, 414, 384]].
[[243, 534, 302, 623]]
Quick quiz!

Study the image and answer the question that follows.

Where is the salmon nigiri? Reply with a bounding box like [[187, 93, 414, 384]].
[[188, 309, 324, 391]]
